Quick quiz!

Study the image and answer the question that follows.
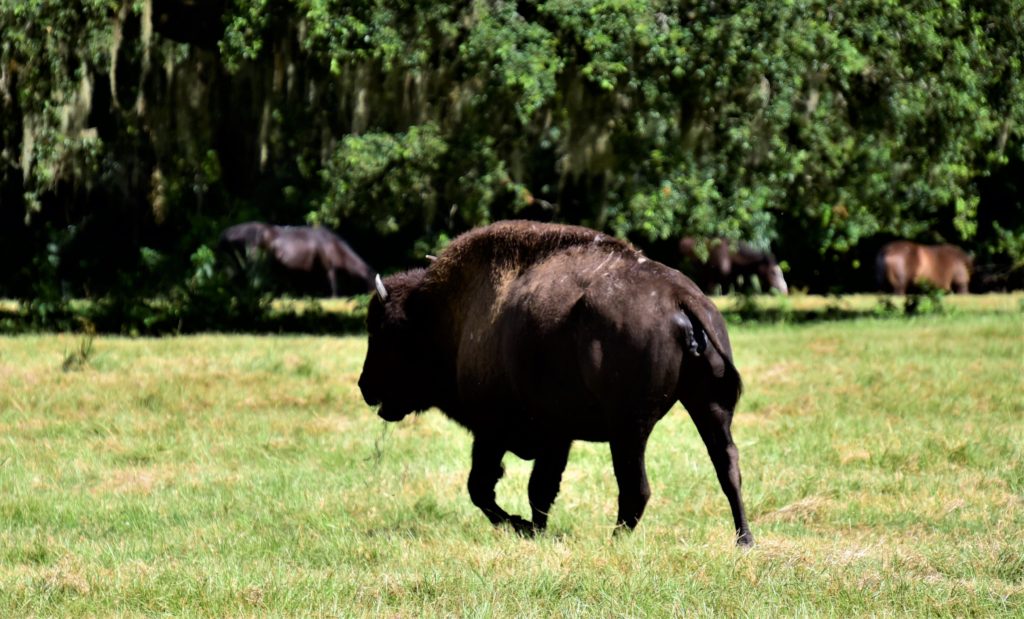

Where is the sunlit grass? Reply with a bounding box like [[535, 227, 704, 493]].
[[0, 300, 1021, 615], [714, 290, 1024, 313]]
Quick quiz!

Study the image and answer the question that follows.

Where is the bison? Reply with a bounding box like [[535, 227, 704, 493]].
[[680, 237, 789, 296], [219, 222, 376, 297], [359, 221, 753, 545]]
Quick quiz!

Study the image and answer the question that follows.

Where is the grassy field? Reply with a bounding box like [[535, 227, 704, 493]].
[[1, 296, 1022, 616]]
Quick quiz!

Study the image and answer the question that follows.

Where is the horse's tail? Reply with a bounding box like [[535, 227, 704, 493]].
[[875, 245, 890, 290]]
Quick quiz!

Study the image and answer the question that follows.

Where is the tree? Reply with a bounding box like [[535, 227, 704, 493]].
[[1, 0, 1021, 301]]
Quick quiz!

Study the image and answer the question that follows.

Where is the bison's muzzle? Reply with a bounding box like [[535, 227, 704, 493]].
[[375, 405, 409, 423], [359, 376, 410, 422]]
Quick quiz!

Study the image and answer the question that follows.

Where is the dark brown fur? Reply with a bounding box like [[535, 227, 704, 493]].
[[219, 222, 375, 296], [679, 237, 789, 295], [360, 221, 752, 545], [876, 240, 972, 295]]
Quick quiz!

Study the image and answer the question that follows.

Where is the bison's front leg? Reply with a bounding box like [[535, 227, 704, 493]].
[[528, 440, 572, 531], [467, 437, 533, 535], [610, 426, 653, 532]]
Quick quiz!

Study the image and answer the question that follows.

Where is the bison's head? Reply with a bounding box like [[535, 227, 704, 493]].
[[358, 269, 435, 422]]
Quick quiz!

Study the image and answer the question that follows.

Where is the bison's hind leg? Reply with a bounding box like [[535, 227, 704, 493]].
[[528, 440, 572, 531], [682, 393, 753, 547]]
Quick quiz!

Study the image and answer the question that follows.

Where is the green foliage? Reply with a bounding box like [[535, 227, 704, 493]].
[[2, 0, 1023, 299], [220, 0, 272, 72], [992, 220, 1024, 265], [0, 0, 113, 215], [319, 123, 449, 235], [903, 282, 948, 317], [460, 0, 562, 123]]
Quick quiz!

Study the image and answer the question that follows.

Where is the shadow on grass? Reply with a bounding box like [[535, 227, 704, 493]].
[[0, 296, 370, 335], [3, 290, 1018, 334], [721, 290, 956, 324], [722, 304, 874, 324]]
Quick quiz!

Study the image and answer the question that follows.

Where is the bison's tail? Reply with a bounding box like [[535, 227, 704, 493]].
[[709, 344, 743, 414], [676, 304, 743, 412]]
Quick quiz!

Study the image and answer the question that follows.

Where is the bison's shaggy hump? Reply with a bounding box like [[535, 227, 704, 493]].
[[425, 220, 635, 288]]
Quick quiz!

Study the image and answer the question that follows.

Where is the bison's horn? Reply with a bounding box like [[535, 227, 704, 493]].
[[374, 274, 388, 301]]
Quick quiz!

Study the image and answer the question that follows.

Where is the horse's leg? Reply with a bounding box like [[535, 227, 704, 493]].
[[527, 439, 572, 531], [609, 423, 653, 532], [326, 268, 339, 297], [683, 397, 753, 546], [467, 436, 531, 534], [955, 256, 972, 293], [713, 252, 732, 296], [704, 273, 719, 296], [889, 262, 907, 295]]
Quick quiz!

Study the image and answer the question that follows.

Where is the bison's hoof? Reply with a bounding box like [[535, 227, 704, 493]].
[[736, 531, 755, 548], [611, 523, 635, 537], [504, 515, 536, 537]]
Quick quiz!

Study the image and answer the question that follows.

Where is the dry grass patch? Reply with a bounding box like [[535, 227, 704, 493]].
[[37, 555, 95, 597], [92, 464, 193, 495], [760, 495, 836, 524]]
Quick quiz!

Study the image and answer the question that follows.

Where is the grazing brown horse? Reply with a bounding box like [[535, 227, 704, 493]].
[[219, 222, 376, 296], [679, 237, 789, 295], [876, 241, 972, 295]]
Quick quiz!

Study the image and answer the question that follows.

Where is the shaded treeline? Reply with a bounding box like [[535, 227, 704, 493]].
[[1, 0, 1022, 309]]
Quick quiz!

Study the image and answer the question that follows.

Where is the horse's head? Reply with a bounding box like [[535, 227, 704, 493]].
[[743, 244, 788, 295], [754, 254, 789, 295], [765, 263, 789, 295]]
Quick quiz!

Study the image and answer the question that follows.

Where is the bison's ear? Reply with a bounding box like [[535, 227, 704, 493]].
[[374, 274, 389, 301]]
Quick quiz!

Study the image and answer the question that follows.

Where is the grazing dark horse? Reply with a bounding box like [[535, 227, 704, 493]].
[[219, 222, 376, 297], [876, 240, 972, 295], [360, 221, 752, 545], [679, 237, 789, 295]]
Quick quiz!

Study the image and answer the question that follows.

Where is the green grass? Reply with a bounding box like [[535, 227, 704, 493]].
[[715, 290, 1024, 312], [1, 298, 1022, 616]]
